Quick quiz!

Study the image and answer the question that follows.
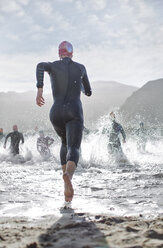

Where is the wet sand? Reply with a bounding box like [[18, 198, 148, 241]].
[[0, 212, 162, 248]]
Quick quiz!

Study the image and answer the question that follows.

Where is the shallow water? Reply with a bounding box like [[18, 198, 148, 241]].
[[0, 120, 163, 219]]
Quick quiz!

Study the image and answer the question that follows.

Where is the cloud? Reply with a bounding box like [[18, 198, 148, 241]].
[[0, 46, 58, 92], [36, 1, 53, 16], [1, 39, 163, 93], [56, 0, 73, 2], [135, 0, 155, 18], [76, 42, 163, 86], [7, 33, 20, 41], [75, 0, 107, 12], [0, 0, 23, 14], [0, 14, 5, 23], [88, 0, 107, 10], [0, 0, 163, 91], [16, 0, 30, 6]]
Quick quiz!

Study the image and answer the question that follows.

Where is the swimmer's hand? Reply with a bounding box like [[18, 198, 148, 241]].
[[36, 88, 45, 107], [3, 144, 6, 149]]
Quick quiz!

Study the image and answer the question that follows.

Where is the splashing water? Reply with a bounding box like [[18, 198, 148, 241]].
[[0, 115, 163, 219]]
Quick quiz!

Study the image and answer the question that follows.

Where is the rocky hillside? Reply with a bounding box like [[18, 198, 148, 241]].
[[0, 81, 137, 132], [120, 78, 163, 125]]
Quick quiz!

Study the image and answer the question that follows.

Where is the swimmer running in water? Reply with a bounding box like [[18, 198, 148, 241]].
[[108, 112, 126, 153], [37, 130, 54, 157], [4, 125, 24, 156], [36, 41, 92, 203], [136, 122, 147, 152], [0, 128, 5, 141]]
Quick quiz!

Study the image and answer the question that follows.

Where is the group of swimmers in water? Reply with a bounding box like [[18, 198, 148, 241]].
[[0, 114, 147, 159], [0, 126, 54, 158]]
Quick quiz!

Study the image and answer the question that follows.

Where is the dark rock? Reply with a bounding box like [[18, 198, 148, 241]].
[[95, 215, 101, 219], [98, 217, 125, 224], [128, 246, 142, 248], [126, 226, 139, 232], [77, 213, 85, 216], [145, 229, 163, 240], [0, 235, 5, 241], [26, 242, 38, 248]]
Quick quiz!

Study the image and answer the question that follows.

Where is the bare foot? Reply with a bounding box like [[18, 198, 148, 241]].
[[63, 172, 74, 202]]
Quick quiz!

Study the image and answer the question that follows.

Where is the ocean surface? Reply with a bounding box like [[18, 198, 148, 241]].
[[0, 116, 163, 219]]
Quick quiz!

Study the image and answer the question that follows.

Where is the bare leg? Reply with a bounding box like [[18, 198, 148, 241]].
[[62, 164, 66, 173], [63, 161, 76, 202], [62, 164, 66, 201]]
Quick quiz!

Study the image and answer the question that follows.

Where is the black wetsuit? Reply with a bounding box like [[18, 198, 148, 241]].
[[108, 120, 126, 152], [4, 131, 24, 155], [36, 57, 92, 165]]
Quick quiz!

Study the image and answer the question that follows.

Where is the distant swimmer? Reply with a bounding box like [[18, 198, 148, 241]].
[[136, 122, 147, 152], [108, 112, 126, 154], [36, 41, 92, 204], [3, 125, 24, 155], [0, 128, 5, 141], [37, 130, 54, 157], [83, 126, 90, 135]]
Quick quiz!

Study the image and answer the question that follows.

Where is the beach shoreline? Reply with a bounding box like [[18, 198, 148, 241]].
[[0, 212, 162, 248]]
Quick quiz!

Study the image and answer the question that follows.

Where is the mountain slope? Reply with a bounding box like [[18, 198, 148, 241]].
[[82, 81, 138, 123], [0, 81, 137, 132], [120, 78, 163, 125]]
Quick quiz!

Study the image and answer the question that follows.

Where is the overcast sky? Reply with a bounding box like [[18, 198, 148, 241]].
[[0, 0, 163, 92]]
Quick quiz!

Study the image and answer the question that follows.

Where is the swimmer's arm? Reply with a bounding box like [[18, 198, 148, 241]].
[[36, 62, 51, 107], [82, 67, 92, 96], [135, 128, 140, 135], [36, 88, 44, 107], [36, 62, 51, 88], [37, 145, 41, 152], [49, 138, 54, 146], [37, 140, 41, 152], [120, 127, 126, 143], [4, 133, 11, 148], [21, 133, 24, 144], [47, 137, 54, 146]]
